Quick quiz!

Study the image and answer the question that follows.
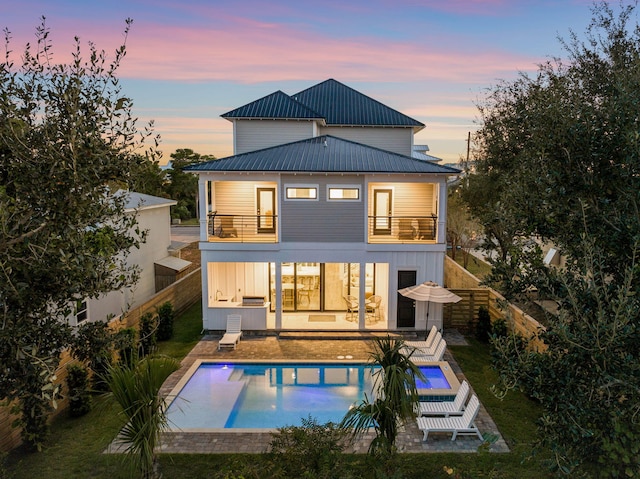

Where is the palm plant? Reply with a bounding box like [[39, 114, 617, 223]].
[[106, 355, 180, 479], [341, 335, 425, 456]]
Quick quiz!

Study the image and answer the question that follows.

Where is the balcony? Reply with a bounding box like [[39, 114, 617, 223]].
[[207, 212, 278, 243], [368, 215, 438, 244], [206, 213, 438, 244]]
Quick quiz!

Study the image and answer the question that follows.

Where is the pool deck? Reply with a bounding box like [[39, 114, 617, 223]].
[[150, 330, 509, 454]]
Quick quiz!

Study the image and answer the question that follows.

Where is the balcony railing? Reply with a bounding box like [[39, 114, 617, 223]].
[[206, 213, 437, 244], [207, 212, 278, 243], [368, 215, 438, 243]]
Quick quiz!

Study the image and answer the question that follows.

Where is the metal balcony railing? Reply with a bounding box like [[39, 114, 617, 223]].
[[207, 212, 278, 243], [206, 213, 437, 244], [368, 215, 438, 243]]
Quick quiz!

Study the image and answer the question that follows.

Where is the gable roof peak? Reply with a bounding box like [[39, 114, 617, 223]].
[[221, 90, 323, 120], [293, 79, 424, 128], [222, 79, 424, 129]]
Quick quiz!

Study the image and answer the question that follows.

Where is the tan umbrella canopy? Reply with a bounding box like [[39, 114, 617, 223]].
[[398, 281, 462, 340]]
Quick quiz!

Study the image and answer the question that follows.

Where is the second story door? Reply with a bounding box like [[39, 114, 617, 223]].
[[257, 188, 276, 233], [373, 189, 392, 235]]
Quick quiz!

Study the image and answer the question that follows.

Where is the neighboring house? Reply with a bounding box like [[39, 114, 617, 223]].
[[69, 191, 191, 326], [186, 79, 460, 333]]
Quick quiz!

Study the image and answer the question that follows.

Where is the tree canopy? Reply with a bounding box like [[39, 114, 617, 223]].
[[0, 18, 159, 448], [465, 1, 640, 293], [166, 148, 215, 220], [465, 2, 640, 475]]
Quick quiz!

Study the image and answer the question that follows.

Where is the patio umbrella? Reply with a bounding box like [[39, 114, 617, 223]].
[[398, 281, 462, 340]]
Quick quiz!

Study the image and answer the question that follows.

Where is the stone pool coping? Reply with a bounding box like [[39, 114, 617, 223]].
[[164, 359, 461, 433], [107, 332, 510, 454]]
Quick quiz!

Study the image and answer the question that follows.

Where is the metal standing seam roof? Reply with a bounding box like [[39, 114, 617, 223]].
[[221, 79, 425, 129], [221, 90, 324, 120], [292, 79, 424, 128], [185, 135, 461, 175]]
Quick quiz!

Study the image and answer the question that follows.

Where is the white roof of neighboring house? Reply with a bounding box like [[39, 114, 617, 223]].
[[123, 191, 177, 212], [412, 145, 442, 163]]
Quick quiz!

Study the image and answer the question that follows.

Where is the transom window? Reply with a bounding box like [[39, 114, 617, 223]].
[[285, 184, 318, 200], [328, 186, 360, 201]]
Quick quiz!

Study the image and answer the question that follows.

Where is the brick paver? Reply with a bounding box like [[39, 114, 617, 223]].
[[118, 331, 509, 454]]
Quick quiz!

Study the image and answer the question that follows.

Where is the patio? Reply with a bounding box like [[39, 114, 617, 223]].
[[155, 331, 509, 454]]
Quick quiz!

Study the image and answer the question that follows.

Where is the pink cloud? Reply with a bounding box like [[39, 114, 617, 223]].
[[113, 21, 539, 85], [379, 0, 515, 16], [3, 15, 538, 86]]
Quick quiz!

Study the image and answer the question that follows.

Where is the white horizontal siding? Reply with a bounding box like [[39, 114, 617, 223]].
[[319, 126, 413, 156], [369, 182, 436, 217], [235, 120, 314, 154]]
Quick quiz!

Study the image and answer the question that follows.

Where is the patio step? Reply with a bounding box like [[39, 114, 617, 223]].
[[277, 331, 418, 340]]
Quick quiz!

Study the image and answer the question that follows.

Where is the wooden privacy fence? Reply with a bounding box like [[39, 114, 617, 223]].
[[442, 288, 491, 333], [443, 256, 546, 350], [0, 268, 202, 453]]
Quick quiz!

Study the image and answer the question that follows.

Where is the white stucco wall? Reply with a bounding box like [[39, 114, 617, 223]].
[[76, 193, 176, 325]]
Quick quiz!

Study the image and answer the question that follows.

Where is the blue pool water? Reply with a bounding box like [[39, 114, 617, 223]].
[[166, 362, 450, 430]]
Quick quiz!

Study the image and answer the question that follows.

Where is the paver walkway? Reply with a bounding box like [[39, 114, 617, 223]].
[[148, 331, 509, 454]]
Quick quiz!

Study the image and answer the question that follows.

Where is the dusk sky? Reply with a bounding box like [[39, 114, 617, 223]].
[[2, 1, 606, 165]]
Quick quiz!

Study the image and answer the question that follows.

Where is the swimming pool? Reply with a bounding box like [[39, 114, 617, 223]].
[[165, 360, 460, 430]]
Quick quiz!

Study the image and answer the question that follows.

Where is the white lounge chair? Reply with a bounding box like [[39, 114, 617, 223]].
[[418, 380, 469, 417], [417, 394, 483, 441], [411, 338, 446, 362], [411, 325, 440, 349], [404, 331, 442, 356], [218, 314, 242, 350]]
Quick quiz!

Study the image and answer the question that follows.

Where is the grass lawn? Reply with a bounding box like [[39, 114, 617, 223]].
[[5, 301, 552, 479], [448, 250, 492, 281]]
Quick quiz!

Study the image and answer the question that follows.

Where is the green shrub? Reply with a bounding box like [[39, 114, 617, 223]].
[[69, 321, 114, 391], [267, 416, 349, 478], [66, 364, 92, 417], [491, 317, 508, 338], [138, 313, 157, 357], [156, 302, 174, 341], [0, 451, 11, 479], [114, 327, 137, 368], [475, 306, 492, 342], [171, 204, 191, 221], [12, 389, 52, 452]]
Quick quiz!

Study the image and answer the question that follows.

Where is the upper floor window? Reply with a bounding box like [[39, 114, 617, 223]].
[[75, 300, 88, 324], [328, 185, 361, 201], [285, 184, 318, 200]]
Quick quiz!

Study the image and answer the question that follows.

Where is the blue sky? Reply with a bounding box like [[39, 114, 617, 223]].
[[2, 1, 606, 164]]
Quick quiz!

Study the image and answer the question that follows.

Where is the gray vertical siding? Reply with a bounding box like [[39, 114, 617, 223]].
[[281, 175, 365, 242]]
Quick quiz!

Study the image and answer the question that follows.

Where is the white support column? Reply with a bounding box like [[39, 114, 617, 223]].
[[198, 178, 208, 241], [438, 180, 448, 244], [275, 262, 282, 330], [358, 261, 366, 329], [200, 263, 209, 331]]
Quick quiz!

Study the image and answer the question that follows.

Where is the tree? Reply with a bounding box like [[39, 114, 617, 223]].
[[126, 154, 167, 198], [106, 356, 180, 479], [467, 2, 640, 475], [491, 240, 640, 477], [166, 148, 215, 219], [0, 18, 158, 449], [447, 185, 481, 268], [341, 336, 424, 458], [465, 1, 640, 291]]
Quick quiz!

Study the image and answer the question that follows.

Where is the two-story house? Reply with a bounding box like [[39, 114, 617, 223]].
[[187, 79, 459, 333], [69, 191, 191, 326]]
